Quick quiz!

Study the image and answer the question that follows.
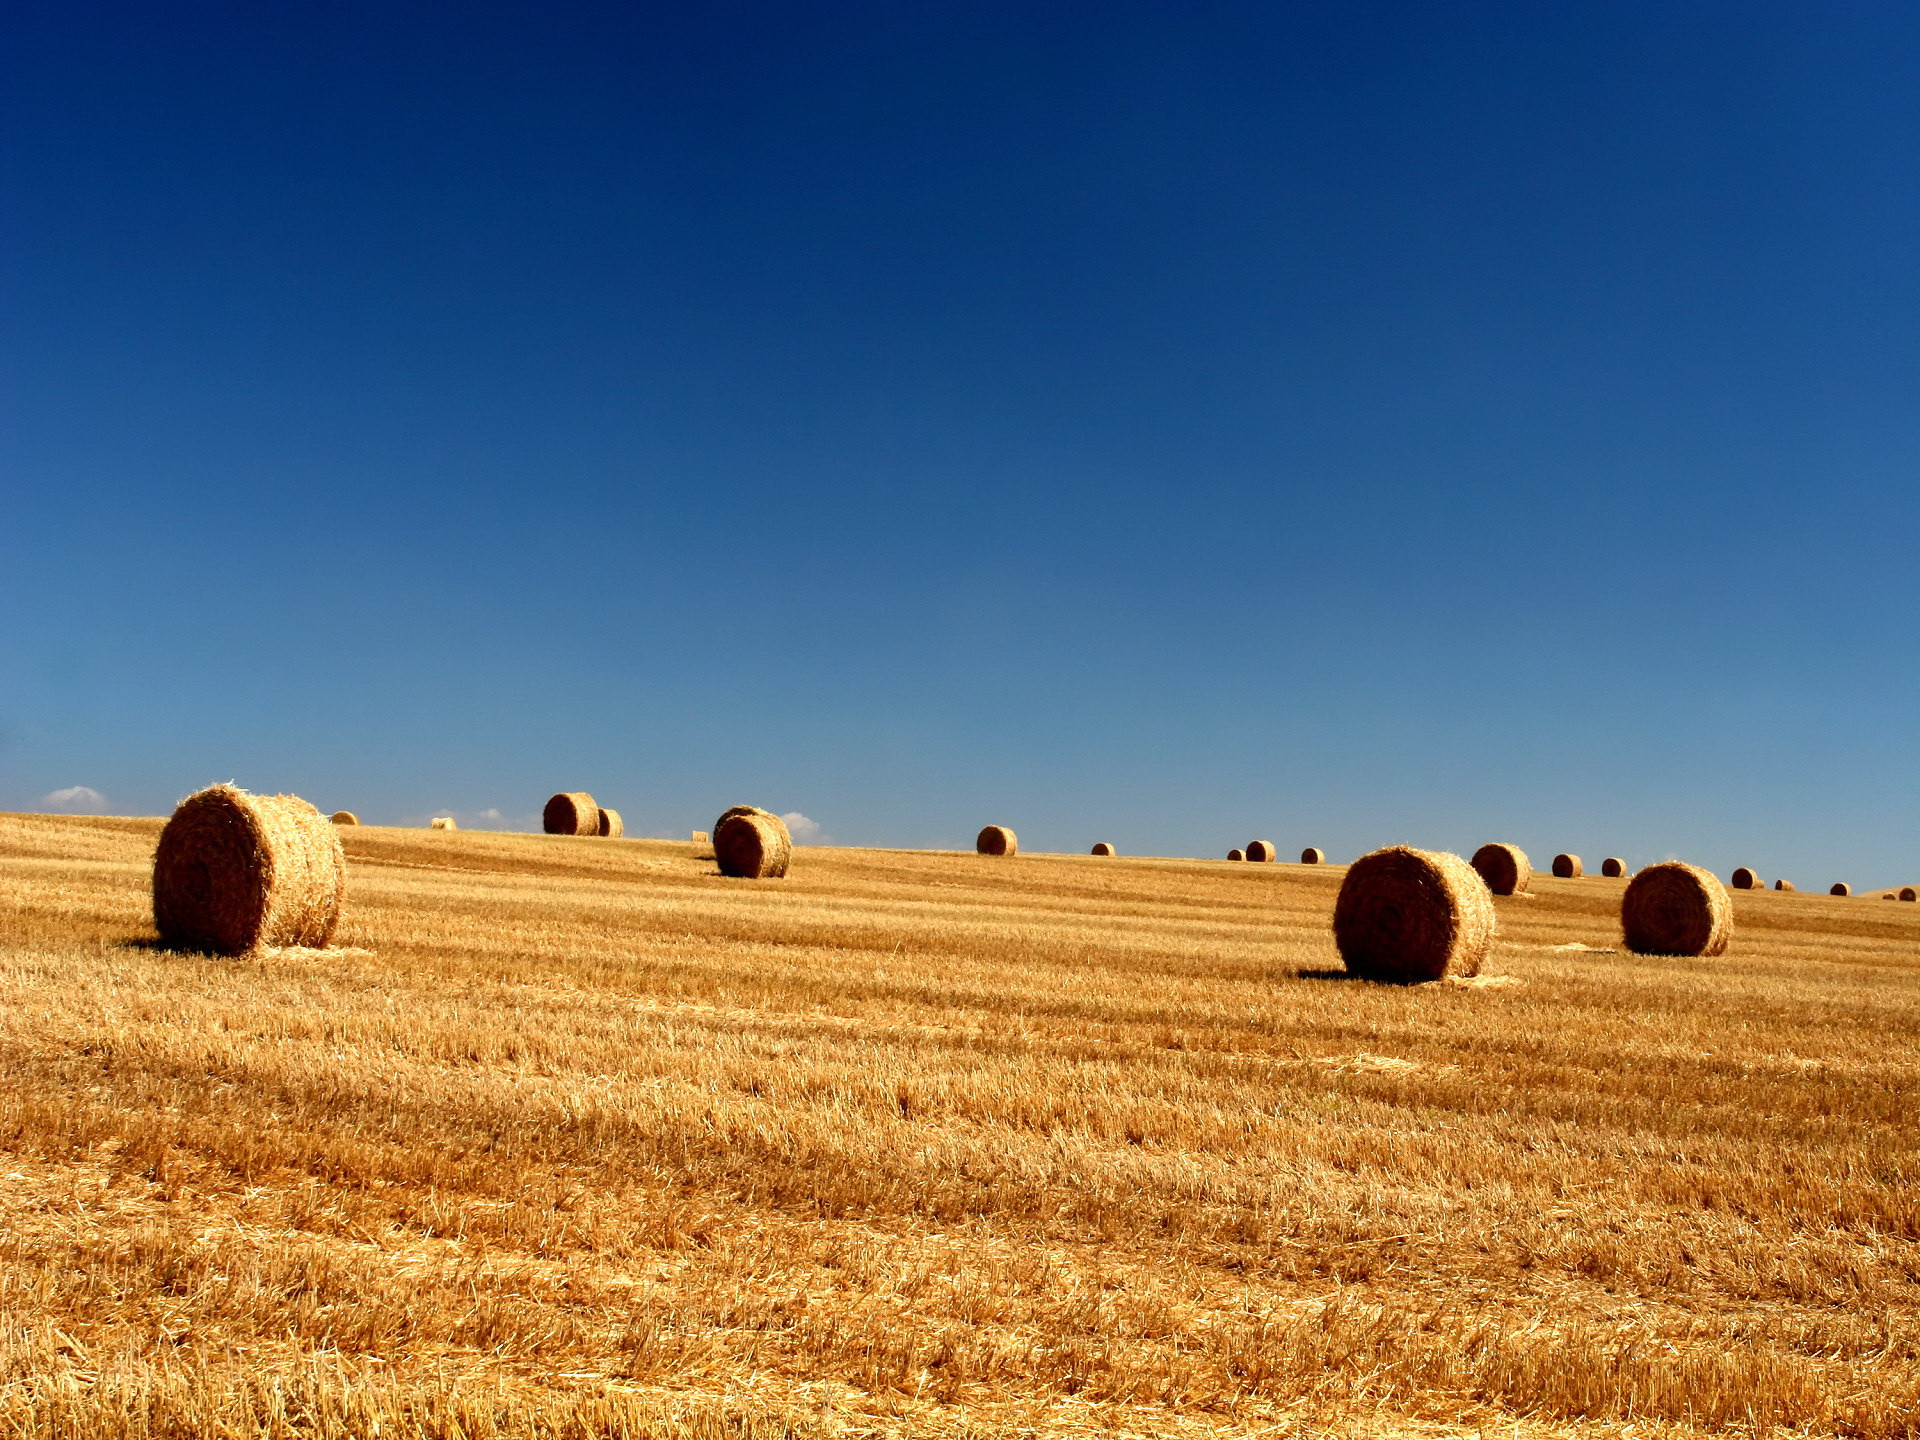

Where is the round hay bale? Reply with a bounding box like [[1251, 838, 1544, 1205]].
[[330, 811, 360, 826], [1902, 887, 1918, 903], [153, 784, 344, 955], [1332, 846, 1496, 985], [1552, 853, 1583, 879], [1830, 882, 1851, 896], [1227, 849, 1244, 862], [1773, 878, 1795, 892], [977, 825, 1017, 857], [1887, 892, 1900, 901], [1090, 842, 1116, 856], [1621, 862, 1732, 957], [715, 809, 791, 878], [598, 807, 624, 838], [1245, 840, 1276, 863], [430, 816, 457, 830], [1730, 867, 1762, 890], [1300, 847, 1326, 865], [1469, 842, 1531, 896], [544, 792, 600, 836], [1600, 856, 1628, 878]]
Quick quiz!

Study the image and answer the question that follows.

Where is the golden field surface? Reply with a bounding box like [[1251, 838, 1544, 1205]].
[[1, 812, 1918, 1439]]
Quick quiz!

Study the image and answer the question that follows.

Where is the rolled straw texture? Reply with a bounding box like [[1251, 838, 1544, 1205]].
[[715, 810, 791, 879], [152, 785, 344, 955], [1830, 883, 1851, 896], [1622, 862, 1732, 957], [977, 825, 1017, 857], [1333, 846, 1496, 984], [330, 811, 360, 826], [1601, 857, 1628, 878], [1090, 842, 1116, 856], [1246, 840, 1276, 863], [598, 807, 624, 838], [1731, 867, 1762, 890], [1774, 879, 1795, 892], [544, 792, 600, 836], [430, 817, 457, 830], [1300, 848, 1326, 865], [1470, 843, 1531, 896], [1552, 853, 1583, 879], [1227, 849, 1244, 862]]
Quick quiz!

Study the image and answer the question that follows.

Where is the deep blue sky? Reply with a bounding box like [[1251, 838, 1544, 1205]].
[[3, 1, 1915, 885]]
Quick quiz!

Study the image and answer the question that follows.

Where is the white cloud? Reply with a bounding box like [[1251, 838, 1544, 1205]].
[[781, 812, 826, 844], [42, 786, 106, 814]]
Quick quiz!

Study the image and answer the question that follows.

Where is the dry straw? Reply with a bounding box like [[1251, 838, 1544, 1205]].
[[1246, 840, 1276, 863], [1622, 862, 1732, 957], [1333, 846, 1496, 984], [430, 816, 457, 830], [1774, 879, 1795, 892], [330, 811, 360, 826], [714, 807, 791, 879], [1552, 853, 1583, 878], [977, 825, 1018, 857], [543, 792, 599, 836], [1090, 842, 1116, 856], [1469, 843, 1531, 896], [691, 829, 710, 844], [598, 808, 624, 838], [1601, 856, 1628, 878], [152, 784, 344, 956], [1731, 867, 1762, 890], [1227, 849, 1244, 862], [1830, 882, 1852, 896], [1299, 847, 1325, 865]]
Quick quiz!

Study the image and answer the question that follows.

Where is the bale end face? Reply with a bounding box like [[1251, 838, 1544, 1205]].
[[152, 784, 345, 956], [1830, 882, 1851, 896], [330, 811, 360, 826], [1731, 867, 1763, 891], [1300, 847, 1326, 865], [430, 816, 456, 830], [1622, 862, 1732, 957], [1090, 842, 1116, 856], [1332, 846, 1496, 984], [544, 792, 600, 836], [1227, 849, 1245, 862], [1903, 887, 1918, 903], [976, 825, 1017, 857], [1600, 857, 1628, 878], [1470, 843, 1531, 897], [1245, 840, 1276, 863], [597, 807, 624, 838], [1551, 853, 1583, 879], [714, 810, 792, 879]]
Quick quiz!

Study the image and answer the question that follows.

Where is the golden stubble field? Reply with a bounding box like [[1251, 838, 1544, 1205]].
[[1, 812, 1917, 1439]]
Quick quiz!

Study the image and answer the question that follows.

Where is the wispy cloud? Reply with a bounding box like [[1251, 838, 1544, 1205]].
[[782, 812, 828, 844], [42, 785, 107, 814]]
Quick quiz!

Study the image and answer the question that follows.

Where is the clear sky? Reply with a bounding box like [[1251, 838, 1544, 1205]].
[[3, 2, 1915, 886]]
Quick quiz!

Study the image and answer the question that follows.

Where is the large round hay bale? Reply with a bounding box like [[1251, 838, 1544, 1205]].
[[1600, 856, 1628, 878], [544, 792, 600, 836], [1730, 867, 1762, 890], [1551, 853, 1583, 879], [430, 816, 457, 830], [1902, 887, 1918, 903], [1773, 878, 1795, 892], [715, 809, 791, 878], [1090, 842, 1115, 856], [1622, 862, 1732, 957], [598, 807, 624, 838], [153, 784, 345, 955], [330, 811, 360, 826], [1246, 840, 1276, 863], [1226, 848, 1244, 862], [1300, 847, 1326, 865], [1469, 842, 1530, 896], [977, 825, 1017, 856], [1830, 882, 1851, 896], [1333, 846, 1496, 984]]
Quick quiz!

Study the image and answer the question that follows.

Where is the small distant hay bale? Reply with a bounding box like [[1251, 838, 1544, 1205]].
[[1622, 862, 1732, 957], [1773, 878, 1795, 892], [330, 811, 360, 826], [153, 784, 345, 955], [692, 829, 710, 844], [1300, 847, 1326, 865], [1245, 840, 1276, 863], [1227, 848, 1244, 862], [430, 816, 457, 830], [1600, 857, 1628, 878], [977, 825, 1017, 856], [1469, 843, 1530, 896], [1090, 842, 1116, 856], [1887, 892, 1900, 901], [1332, 846, 1496, 985], [544, 792, 600, 835], [1730, 867, 1762, 890], [598, 807, 624, 838], [1830, 882, 1851, 896], [1903, 887, 1918, 903], [1552, 853, 1583, 879], [715, 808, 791, 879]]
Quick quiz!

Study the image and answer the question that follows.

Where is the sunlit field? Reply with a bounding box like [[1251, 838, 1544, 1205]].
[[2, 812, 1917, 1438]]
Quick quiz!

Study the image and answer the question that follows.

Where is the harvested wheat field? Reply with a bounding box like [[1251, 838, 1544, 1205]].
[[2, 813, 1919, 1439]]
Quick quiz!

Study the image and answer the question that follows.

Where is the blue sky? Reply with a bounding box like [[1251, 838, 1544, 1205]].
[[3, 2, 1915, 886]]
